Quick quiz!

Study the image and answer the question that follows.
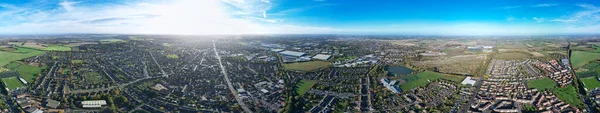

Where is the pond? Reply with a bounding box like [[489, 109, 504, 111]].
[[386, 66, 414, 76]]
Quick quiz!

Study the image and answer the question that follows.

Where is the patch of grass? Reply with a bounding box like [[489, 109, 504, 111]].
[[527, 78, 556, 91], [100, 39, 127, 44], [581, 77, 600, 90], [42, 45, 72, 51], [162, 43, 171, 47], [399, 71, 465, 91], [0, 49, 46, 67], [583, 62, 600, 69], [572, 51, 600, 69], [552, 85, 584, 109], [84, 72, 103, 84], [295, 80, 316, 95], [71, 60, 84, 64], [283, 61, 331, 72], [166, 54, 179, 59], [1, 77, 24, 90]]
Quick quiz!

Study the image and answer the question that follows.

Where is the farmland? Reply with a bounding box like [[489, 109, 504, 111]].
[[412, 54, 486, 75], [100, 39, 127, 44], [42, 45, 72, 51], [571, 51, 600, 69], [493, 52, 531, 60], [0, 49, 46, 66], [283, 61, 331, 72]]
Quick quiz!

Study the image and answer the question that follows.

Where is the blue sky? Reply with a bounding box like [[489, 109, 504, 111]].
[[0, 0, 599, 35]]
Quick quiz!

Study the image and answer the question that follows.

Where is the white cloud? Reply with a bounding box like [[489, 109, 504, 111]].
[[532, 17, 544, 22], [506, 16, 516, 22], [60, 0, 80, 12], [531, 4, 558, 7]]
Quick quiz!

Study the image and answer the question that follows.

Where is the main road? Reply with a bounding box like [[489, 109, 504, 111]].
[[213, 40, 253, 113]]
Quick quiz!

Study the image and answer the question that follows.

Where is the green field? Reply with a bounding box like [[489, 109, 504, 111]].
[[0, 49, 46, 67], [12, 47, 38, 53], [100, 39, 127, 44], [42, 45, 72, 51], [283, 61, 331, 72], [71, 60, 84, 64], [399, 71, 465, 91], [166, 54, 179, 59], [552, 85, 584, 109], [581, 77, 600, 90], [5, 62, 43, 83], [84, 72, 104, 84], [1, 77, 24, 90], [295, 80, 316, 95], [571, 51, 600, 69], [527, 78, 556, 91]]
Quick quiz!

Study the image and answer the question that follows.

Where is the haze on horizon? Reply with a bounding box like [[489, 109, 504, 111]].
[[0, 0, 600, 36]]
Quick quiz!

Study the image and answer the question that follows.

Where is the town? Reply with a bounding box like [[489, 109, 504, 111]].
[[0, 35, 600, 113]]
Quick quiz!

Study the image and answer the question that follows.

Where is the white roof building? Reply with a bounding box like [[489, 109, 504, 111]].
[[312, 54, 332, 60], [279, 51, 306, 57], [81, 100, 107, 108], [461, 77, 477, 86]]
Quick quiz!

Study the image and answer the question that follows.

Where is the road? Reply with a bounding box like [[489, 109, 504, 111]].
[[213, 40, 253, 113], [149, 51, 169, 78]]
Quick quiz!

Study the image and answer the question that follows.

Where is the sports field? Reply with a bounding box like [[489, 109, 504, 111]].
[[283, 61, 331, 72], [572, 51, 600, 69], [42, 45, 72, 51], [581, 77, 600, 91], [527, 78, 556, 91], [1, 77, 24, 90], [0, 49, 46, 67], [295, 80, 316, 95], [5, 61, 43, 83], [399, 71, 465, 91]]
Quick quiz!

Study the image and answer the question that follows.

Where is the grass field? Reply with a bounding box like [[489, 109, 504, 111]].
[[581, 77, 600, 90], [295, 80, 316, 95], [1, 77, 24, 90], [100, 39, 127, 44], [166, 54, 179, 59], [527, 78, 556, 91], [0, 49, 46, 67], [399, 71, 465, 91], [5, 61, 42, 83], [42, 45, 72, 51], [84, 72, 103, 84], [552, 85, 584, 109], [283, 61, 331, 72], [71, 60, 84, 64], [572, 51, 600, 69], [494, 52, 531, 60], [11, 47, 37, 53]]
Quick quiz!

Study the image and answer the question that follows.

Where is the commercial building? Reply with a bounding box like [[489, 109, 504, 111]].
[[380, 78, 401, 93], [461, 77, 477, 86], [312, 54, 332, 60], [81, 100, 107, 108], [279, 51, 306, 57]]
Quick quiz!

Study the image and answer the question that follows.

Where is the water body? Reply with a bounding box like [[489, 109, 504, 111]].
[[386, 66, 414, 76]]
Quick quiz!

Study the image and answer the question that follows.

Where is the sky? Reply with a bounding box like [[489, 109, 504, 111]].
[[0, 0, 600, 35]]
